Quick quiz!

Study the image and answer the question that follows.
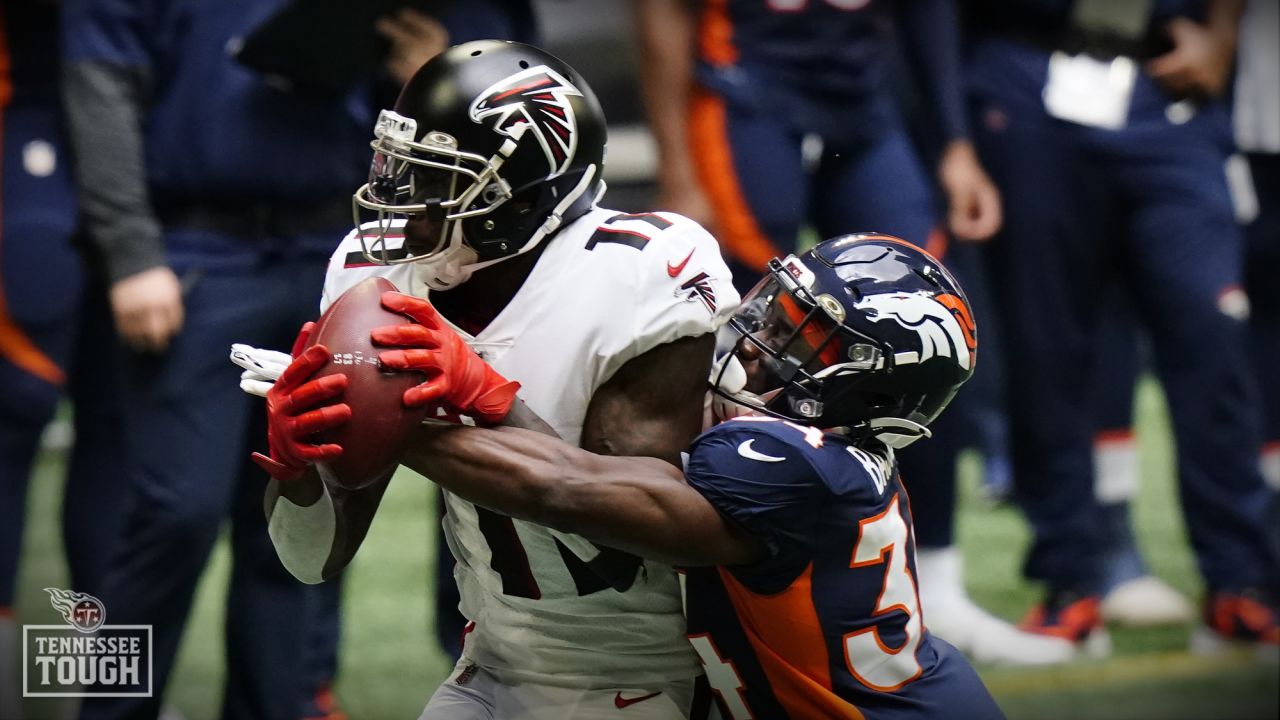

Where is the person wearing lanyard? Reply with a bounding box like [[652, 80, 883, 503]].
[[964, 0, 1278, 657]]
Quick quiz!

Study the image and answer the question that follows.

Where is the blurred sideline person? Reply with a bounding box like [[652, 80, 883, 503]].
[[246, 41, 739, 719], [58, 1, 468, 716], [1233, 0, 1280, 557], [0, 2, 128, 717], [632, 0, 1073, 666], [282, 234, 1008, 719], [965, 0, 1279, 656]]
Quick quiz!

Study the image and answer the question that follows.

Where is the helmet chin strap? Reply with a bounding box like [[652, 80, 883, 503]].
[[415, 164, 602, 291], [866, 416, 932, 449], [709, 353, 768, 423], [412, 224, 479, 291]]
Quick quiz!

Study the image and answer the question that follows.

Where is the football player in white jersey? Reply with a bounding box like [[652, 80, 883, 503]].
[[243, 41, 739, 719]]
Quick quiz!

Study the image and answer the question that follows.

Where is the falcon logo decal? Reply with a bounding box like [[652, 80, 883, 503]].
[[677, 271, 719, 314], [470, 66, 581, 178], [855, 292, 975, 370]]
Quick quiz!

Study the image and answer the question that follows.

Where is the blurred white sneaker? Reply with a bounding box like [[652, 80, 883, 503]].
[[1101, 575, 1193, 626], [916, 547, 1078, 666]]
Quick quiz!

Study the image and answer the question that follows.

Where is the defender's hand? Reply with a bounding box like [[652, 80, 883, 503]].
[[373, 292, 520, 423], [231, 344, 293, 397], [252, 344, 352, 481], [230, 322, 317, 397]]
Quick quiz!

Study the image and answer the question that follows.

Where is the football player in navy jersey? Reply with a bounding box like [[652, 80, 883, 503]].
[[285, 233, 1005, 718]]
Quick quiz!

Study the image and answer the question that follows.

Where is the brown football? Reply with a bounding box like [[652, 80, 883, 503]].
[[306, 276, 426, 490]]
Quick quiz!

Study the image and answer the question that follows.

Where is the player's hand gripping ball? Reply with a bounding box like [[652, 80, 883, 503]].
[[373, 291, 520, 424], [300, 277, 431, 489]]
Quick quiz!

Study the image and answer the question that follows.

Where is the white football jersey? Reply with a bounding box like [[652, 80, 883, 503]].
[[322, 207, 740, 688]]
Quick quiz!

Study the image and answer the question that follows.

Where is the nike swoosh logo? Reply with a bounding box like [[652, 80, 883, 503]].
[[737, 439, 785, 462], [614, 691, 662, 709], [667, 249, 695, 277]]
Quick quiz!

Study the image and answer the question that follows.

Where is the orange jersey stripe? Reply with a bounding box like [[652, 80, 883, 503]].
[[0, 94, 66, 386], [698, 0, 738, 66], [719, 565, 866, 719], [689, 89, 779, 272]]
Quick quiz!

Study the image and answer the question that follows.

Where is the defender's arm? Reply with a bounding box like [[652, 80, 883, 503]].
[[400, 423, 761, 567]]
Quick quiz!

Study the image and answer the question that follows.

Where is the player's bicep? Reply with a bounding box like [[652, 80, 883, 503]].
[[581, 332, 714, 466]]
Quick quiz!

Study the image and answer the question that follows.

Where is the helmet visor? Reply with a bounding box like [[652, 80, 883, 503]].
[[731, 275, 843, 392]]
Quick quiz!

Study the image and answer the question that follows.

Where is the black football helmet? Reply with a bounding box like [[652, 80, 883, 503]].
[[710, 233, 977, 447], [352, 40, 606, 288]]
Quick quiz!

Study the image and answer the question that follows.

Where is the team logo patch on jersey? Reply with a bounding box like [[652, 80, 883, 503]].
[[677, 272, 718, 314], [855, 291, 975, 370], [470, 66, 581, 178]]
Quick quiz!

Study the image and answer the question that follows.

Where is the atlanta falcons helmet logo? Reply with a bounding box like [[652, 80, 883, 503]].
[[469, 66, 581, 178], [855, 291, 976, 371]]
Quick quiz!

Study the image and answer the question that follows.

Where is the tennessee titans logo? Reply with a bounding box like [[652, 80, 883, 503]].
[[855, 292, 975, 370], [469, 66, 581, 178], [45, 587, 106, 633]]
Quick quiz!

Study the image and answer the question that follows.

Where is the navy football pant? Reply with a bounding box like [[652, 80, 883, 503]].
[[1244, 152, 1280, 557], [688, 88, 939, 292], [971, 38, 1276, 594], [898, 242, 1005, 548], [1, 100, 127, 609], [77, 239, 338, 720]]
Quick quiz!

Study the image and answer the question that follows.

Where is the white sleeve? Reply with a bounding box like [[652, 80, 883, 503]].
[[598, 214, 741, 381], [319, 229, 360, 314]]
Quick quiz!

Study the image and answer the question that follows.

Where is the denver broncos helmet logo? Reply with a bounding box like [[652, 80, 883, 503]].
[[469, 66, 581, 178], [855, 291, 975, 371]]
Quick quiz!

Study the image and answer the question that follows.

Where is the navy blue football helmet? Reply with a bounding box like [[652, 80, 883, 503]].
[[710, 233, 976, 446]]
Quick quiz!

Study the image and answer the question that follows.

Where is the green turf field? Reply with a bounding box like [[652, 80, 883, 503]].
[[11, 378, 1279, 719]]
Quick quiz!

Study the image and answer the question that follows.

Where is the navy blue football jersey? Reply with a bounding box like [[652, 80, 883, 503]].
[[683, 417, 1004, 719], [695, 0, 890, 100]]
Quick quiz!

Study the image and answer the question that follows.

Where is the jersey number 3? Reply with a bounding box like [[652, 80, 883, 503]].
[[845, 494, 923, 690]]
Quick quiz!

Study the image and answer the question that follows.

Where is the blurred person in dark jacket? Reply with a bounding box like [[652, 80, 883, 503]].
[[964, 0, 1278, 659]]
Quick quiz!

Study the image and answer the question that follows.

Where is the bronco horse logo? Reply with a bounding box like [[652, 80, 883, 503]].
[[855, 291, 975, 371]]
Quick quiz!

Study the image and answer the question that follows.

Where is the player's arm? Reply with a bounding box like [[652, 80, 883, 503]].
[[263, 467, 393, 584], [61, 2, 187, 351], [898, 0, 1002, 242], [632, 0, 714, 227], [400, 423, 762, 567]]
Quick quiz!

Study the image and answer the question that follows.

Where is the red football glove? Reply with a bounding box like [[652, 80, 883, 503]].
[[251, 343, 353, 481], [289, 320, 316, 357], [372, 291, 520, 423]]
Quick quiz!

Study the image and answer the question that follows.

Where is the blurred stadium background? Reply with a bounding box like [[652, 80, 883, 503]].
[[7, 1, 1278, 718]]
